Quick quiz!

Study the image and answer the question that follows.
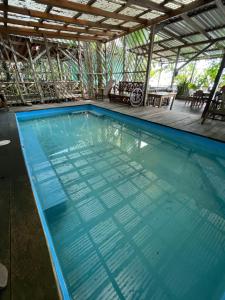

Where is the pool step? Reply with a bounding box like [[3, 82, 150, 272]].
[[70, 110, 104, 118]]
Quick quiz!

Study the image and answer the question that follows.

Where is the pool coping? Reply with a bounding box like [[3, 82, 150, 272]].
[[0, 111, 60, 300], [14, 101, 225, 145]]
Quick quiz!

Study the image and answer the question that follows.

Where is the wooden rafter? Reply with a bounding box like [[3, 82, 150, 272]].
[[0, 26, 104, 41], [0, 17, 114, 37], [127, 0, 171, 13], [107, 0, 215, 41], [36, 0, 148, 24], [0, 4, 127, 32]]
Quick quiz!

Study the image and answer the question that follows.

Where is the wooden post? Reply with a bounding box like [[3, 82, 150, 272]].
[[78, 42, 85, 98], [9, 38, 29, 100], [104, 42, 108, 83], [189, 60, 196, 84], [177, 42, 214, 72], [44, 36, 59, 101], [134, 54, 138, 81], [170, 47, 180, 88], [0, 36, 25, 104], [96, 41, 103, 91], [26, 40, 44, 102], [144, 24, 156, 106], [157, 60, 163, 87], [56, 49, 63, 81], [123, 36, 126, 81], [202, 52, 225, 118]]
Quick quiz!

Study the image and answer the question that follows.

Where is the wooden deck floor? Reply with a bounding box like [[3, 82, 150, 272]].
[[11, 99, 225, 142]]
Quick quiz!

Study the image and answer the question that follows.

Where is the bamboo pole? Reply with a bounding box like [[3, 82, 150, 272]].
[[78, 42, 85, 98], [0, 36, 25, 104], [144, 24, 156, 106], [202, 52, 225, 119], [170, 48, 180, 88], [105, 43, 108, 83], [56, 49, 63, 81], [123, 36, 126, 81], [26, 40, 44, 102], [44, 36, 59, 101], [96, 41, 103, 91]]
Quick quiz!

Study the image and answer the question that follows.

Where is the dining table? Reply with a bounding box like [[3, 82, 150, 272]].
[[147, 91, 177, 110]]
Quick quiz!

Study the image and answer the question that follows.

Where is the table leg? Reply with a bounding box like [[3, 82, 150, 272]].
[[159, 96, 162, 107], [170, 96, 175, 110]]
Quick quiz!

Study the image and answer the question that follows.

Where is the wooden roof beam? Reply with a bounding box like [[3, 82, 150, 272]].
[[106, 0, 215, 42], [177, 42, 214, 71], [0, 4, 128, 32], [36, 0, 148, 24], [0, 16, 114, 37], [127, 0, 171, 13], [0, 26, 104, 41]]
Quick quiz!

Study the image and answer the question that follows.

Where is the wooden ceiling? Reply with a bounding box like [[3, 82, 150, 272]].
[[0, 0, 216, 42]]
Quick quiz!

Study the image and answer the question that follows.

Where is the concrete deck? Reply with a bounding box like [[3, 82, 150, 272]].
[[0, 99, 224, 299], [0, 111, 59, 300]]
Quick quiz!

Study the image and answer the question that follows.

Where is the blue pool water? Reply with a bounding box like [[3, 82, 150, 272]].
[[17, 105, 225, 300]]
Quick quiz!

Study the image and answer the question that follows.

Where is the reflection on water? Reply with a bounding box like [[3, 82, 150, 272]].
[[19, 112, 225, 300]]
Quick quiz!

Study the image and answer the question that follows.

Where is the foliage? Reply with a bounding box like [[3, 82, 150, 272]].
[[174, 59, 225, 96]]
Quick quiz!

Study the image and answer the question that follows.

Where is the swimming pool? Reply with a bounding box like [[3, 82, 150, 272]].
[[16, 104, 225, 300]]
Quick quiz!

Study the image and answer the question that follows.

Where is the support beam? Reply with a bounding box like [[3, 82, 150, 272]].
[[36, 0, 148, 24], [78, 42, 84, 99], [0, 26, 104, 42], [0, 40, 28, 61], [33, 49, 47, 63], [0, 16, 114, 37], [0, 36, 25, 104], [58, 48, 78, 66], [144, 25, 156, 106], [107, 0, 215, 41], [170, 48, 180, 88], [26, 40, 44, 102], [202, 52, 225, 118], [127, 0, 171, 13], [8, 39, 24, 83], [56, 50, 63, 81], [104, 43, 108, 83], [123, 36, 127, 81], [44, 37, 59, 101], [177, 42, 214, 72], [0, 4, 126, 32]]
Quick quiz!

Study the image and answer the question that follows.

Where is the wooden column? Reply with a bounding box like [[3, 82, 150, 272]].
[[0, 36, 25, 104], [9, 38, 29, 100], [78, 42, 84, 98], [56, 49, 63, 81], [144, 24, 156, 106], [96, 41, 103, 90], [170, 47, 180, 88], [104, 42, 108, 83], [26, 40, 44, 102], [157, 60, 163, 87], [9, 39, 23, 82], [44, 36, 59, 101], [189, 60, 196, 83], [202, 52, 225, 118], [122, 36, 126, 81]]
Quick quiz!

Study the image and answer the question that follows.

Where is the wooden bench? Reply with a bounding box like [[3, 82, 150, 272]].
[[109, 81, 144, 105]]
